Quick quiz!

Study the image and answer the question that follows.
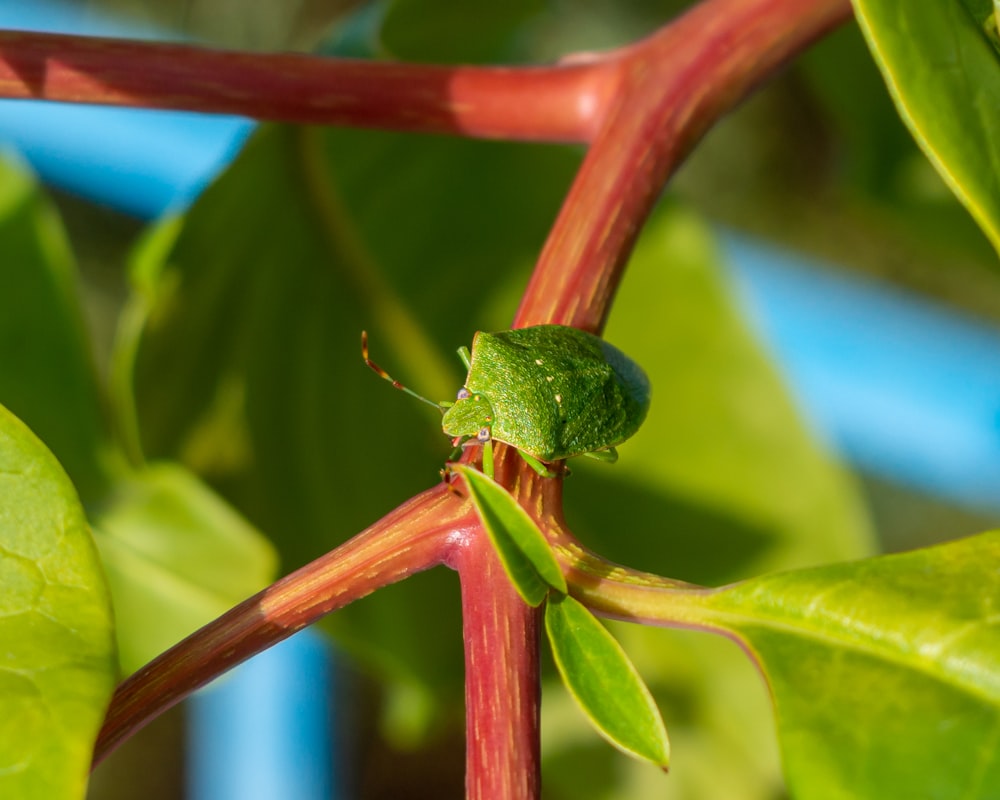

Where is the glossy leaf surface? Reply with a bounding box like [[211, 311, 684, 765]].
[[853, 0, 1000, 254], [0, 405, 116, 800], [454, 464, 566, 605], [703, 531, 1000, 799], [545, 593, 670, 769]]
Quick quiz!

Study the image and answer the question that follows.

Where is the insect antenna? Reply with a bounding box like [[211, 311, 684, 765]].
[[361, 331, 444, 411]]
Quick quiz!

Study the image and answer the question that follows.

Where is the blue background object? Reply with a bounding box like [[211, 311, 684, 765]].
[[186, 632, 339, 800], [723, 236, 1000, 516], [0, 0, 253, 217], [0, 100, 253, 216]]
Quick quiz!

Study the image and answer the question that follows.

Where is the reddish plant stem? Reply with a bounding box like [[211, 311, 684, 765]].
[[93, 484, 472, 766], [450, 446, 567, 799], [515, 0, 853, 331], [454, 522, 541, 798], [0, 30, 608, 141]]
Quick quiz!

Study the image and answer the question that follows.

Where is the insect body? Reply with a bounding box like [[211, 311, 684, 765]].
[[362, 324, 650, 479]]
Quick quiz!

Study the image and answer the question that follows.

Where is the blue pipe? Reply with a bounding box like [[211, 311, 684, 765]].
[[186, 631, 340, 800]]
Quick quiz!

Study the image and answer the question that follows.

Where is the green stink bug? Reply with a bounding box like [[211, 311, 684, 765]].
[[362, 324, 650, 479]]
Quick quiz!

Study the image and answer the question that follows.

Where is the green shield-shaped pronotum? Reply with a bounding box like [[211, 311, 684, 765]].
[[442, 325, 650, 468]]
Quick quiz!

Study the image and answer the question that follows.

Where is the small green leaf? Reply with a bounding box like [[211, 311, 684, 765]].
[[0, 404, 116, 799], [454, 464, 566, 605], [545, 593, 670, 769], [702, 531, 1000, 799], [852, 0, 1000, 255]]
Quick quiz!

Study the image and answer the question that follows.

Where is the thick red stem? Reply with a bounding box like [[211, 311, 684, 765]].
[[450, 446, 567, 799], [0, 30, 607, 141], [515, 0, 853, 331], [454, 526, 541, 798], [93, 484, 471, 766]]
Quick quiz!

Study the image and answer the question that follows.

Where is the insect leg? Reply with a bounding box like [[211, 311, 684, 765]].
[[582, 447, 619, 464], [518, 450, 558, 478], [481, 438, 495, 480]]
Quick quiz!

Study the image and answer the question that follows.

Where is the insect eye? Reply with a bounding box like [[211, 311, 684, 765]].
[[476, 427, 491, 443], [456, 387, 471, 401]]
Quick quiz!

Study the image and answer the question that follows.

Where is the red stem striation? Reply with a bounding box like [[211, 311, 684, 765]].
[[92, 484, 472, 766], [448, 447, 571, 799], [0, 30, 607, 142]]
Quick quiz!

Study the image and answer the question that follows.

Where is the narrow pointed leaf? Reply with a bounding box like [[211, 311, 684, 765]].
[[700, 531, 1000, 799], [545, 593, 669, 769], [0, 405, 116, 799], [455, 464, 566, 605], [852, 0, 1000, 254]]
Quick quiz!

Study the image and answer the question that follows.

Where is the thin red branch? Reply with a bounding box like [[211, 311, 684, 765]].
[[514, 0, 853, 331], [0, 30, 609, 142], [92, 484, 472, 766]]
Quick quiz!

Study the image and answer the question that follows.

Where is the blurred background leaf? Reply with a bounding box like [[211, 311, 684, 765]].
[[90, 462, 277, 674], [0, 153, 115, 503], [0, 154, 277, 679]]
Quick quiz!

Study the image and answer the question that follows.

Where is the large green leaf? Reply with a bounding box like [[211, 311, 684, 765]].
[[0, 154, 113, 503], [702, 531, 1000, 799], [0, 404, 116, 800], [852, 0, 1000, 256]]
